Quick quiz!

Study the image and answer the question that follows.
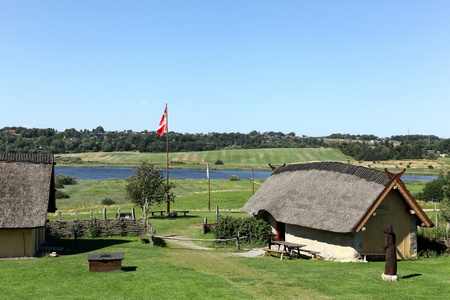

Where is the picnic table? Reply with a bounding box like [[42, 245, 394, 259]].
[[272, 241, 306, 258]]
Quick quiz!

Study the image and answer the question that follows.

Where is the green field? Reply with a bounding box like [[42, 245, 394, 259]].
[[56, 148, 353, 170], [51, 178, 262, 220], [57, 148, 450, 175]]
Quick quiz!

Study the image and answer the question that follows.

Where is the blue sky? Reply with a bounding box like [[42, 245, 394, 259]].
[[1, 1, 449, 138]]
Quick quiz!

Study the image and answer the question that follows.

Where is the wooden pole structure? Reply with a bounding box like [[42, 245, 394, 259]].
[[207, 163, 211, 211], [252, 167, 255, 195], [165, 104, 170, 214]]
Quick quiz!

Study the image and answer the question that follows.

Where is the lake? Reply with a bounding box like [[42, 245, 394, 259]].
[[55, 167, 273, 180], [54, 167, 437, 181]]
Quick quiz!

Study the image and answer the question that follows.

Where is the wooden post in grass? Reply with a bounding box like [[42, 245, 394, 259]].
[[436, 215, 439, 230], [103, 208, 107, 219], [236, 232, 240, 250], [216, 206, 220, 219], [58, 211, 61, 221], [150, 226, 155, 246], [202, 218, 207, 234], [229, 205, 231, 216], [75, 210, 78, 221], [131, 208, 135, 219]]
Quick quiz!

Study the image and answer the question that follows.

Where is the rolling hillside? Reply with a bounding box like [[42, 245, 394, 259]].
[[56, 148, 352, 170]]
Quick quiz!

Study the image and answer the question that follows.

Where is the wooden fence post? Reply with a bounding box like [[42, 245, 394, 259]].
[[103, 208, 107, 219], [436, 214, 439, 230], [132, 208, 135, 219], [216, 206, 220, 219], [229, 205, 231, 216], [75, 210, 78, 221], [236, 232, 240, 250], [58, 211, 61, 221], [202, 218, 207, 234]]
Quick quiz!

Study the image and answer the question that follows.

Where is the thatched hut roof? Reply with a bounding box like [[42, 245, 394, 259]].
[[242, 162, 429, 233], [0, 153, 55, 229]]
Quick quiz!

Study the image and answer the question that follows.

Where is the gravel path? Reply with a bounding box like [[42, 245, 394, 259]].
[[166, 240, 264, 257]]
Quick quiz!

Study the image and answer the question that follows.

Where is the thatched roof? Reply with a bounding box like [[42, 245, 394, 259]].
[[243, 162, 421, 233], [0, 153, 55, 229]]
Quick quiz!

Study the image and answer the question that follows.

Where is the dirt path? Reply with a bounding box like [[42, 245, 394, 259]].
[[166, 239, 265, 257]]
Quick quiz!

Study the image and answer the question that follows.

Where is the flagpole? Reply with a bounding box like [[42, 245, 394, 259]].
[[165, 103, 170, 214]]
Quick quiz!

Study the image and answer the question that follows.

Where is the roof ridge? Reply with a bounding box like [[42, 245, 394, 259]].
[[272, 162, 390, 185], [0, 153, 54, 164]]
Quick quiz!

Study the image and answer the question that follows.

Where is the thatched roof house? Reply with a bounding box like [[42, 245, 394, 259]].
[[0, 153, 56, 257], [243, 162, 433, 261]]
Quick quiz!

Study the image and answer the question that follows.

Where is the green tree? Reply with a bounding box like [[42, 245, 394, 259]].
[[439, 174, 450, 222], [124, 161, 175, 210], [422, 176, 446, 202], [101, 198, 115, 207]]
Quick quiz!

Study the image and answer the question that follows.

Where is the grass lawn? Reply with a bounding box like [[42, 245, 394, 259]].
[[1, 233, 450, 299], [51, 178, 262, 220], [6, 175, 449, 299]]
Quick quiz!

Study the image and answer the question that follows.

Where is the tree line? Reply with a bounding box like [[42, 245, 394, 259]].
[[335, 136, 450, 161], [0, 126, 325, 154], [1, 126, 449, 161]]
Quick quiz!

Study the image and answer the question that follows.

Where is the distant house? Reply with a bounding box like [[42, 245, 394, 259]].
[[0, 153, 56, 257], [242, 162, 433, 261]]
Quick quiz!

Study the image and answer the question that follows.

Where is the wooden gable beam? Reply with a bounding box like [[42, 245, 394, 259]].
[[354, 173, 399, 232], [393, 178, 434, 228], [387, 168, 433, 227], [354, 168, 434, 232]]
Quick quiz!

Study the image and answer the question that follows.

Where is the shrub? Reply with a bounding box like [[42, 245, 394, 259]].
[[101, 198, 115, 206], [215, 160, 224, 165], [55, 190, 70, 199], [55, 174, 77, 186], [428, 165, 434, 169], [229, 175, 241, 181], [88, 214, 101, 238], [212, 216, 272, 245]]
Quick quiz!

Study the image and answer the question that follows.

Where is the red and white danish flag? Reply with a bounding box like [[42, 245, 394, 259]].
[[157, 107, 167, 137]]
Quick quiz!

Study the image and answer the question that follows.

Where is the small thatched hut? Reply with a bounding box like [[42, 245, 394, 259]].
[[0, 153, 56, 257], [242, 162, 433, 261]]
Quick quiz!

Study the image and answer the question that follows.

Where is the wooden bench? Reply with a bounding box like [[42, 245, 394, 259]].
[[173, 210, 189, 216], [263, 248, 289, 260], [149, 210, 165, 216], [300, 249, 321, 259]]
